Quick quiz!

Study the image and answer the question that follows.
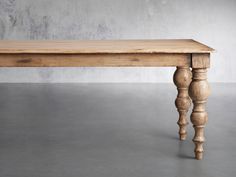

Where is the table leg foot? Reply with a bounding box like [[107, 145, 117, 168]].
[[189, 68, 210, 160], [173, 67, 192, 140]]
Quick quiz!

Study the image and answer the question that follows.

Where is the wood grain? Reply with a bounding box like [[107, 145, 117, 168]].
[[0, 53, 191, 67], [173, 67, 192, 140], [0, 40, 214, 54], [191, 53, 210, 68], [189, 68, 210, 160]]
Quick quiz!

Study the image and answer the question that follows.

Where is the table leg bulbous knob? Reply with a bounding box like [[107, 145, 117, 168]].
[[189, 68, 210, 160], [173, 67, 192, 140]]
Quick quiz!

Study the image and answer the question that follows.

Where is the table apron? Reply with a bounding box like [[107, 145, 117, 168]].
[[0, 53, 191, 67]]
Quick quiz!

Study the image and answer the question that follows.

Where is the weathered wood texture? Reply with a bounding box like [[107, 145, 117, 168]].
[[189, 68, 210, 160], [173, 67, 192, 140], [0, 40, 213, 54], [0, 54, 190, 67], [191, 53, 210, 68]]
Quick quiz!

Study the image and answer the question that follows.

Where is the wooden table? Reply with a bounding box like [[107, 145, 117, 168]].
[[0, 40, 214, 160]]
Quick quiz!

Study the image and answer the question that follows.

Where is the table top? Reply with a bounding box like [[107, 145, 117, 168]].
[[0, 39, 214, 54]]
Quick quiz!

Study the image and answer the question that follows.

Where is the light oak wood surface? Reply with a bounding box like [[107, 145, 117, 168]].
[[0, 39, 214, 160], [0, 40, 213, 54], [189, 68, 210, 160], [0, 54, 191, 67], [174, 67, 192, 140]]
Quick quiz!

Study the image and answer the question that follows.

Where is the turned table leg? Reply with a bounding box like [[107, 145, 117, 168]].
[[173, 67, 192, 140], [189, 68, 210, 160]]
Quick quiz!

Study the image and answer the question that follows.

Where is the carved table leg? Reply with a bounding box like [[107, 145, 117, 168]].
[[173, 67, 192, 140], [189, 68, 210, 160]]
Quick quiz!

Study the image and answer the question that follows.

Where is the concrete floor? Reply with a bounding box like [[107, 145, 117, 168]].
[[0, 83, 235, 177]]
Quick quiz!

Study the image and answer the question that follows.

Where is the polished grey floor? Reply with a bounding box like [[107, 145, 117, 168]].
[[0, 83, 235, 177]]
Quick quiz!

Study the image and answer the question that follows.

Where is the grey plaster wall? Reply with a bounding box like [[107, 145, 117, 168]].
[[0, 0, 235, 83]]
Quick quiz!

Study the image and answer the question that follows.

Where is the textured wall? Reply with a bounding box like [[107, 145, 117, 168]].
[[0, 0, 235, 83]]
